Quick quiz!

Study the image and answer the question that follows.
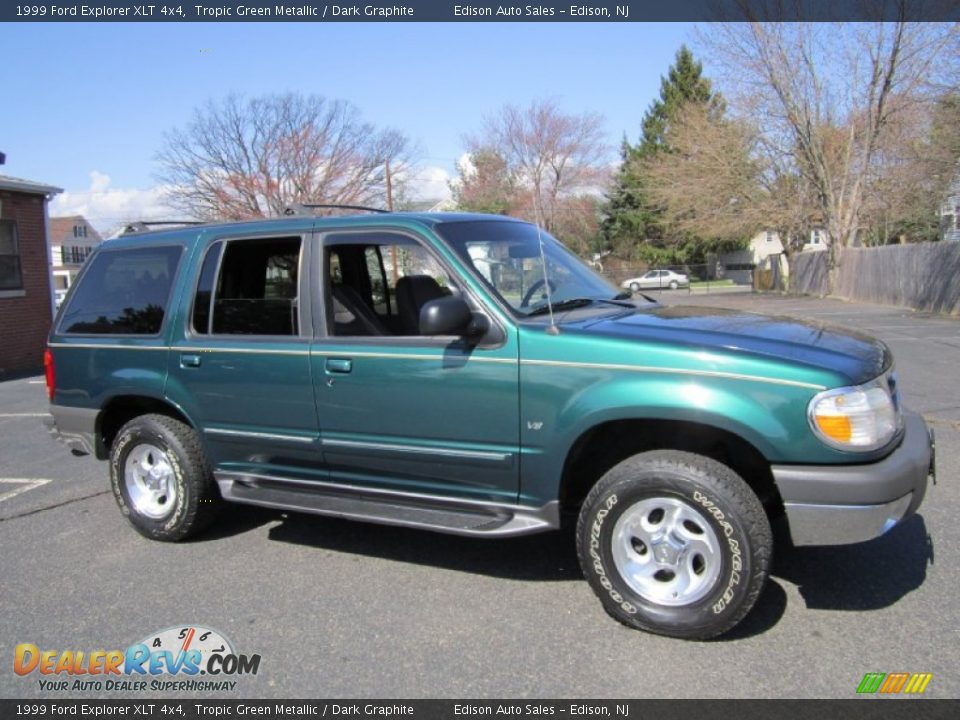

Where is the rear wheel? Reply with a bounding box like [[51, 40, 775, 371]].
[[109, 414, 220, 541], [576, 450, 771, 639], [669, 280, 679, 290]]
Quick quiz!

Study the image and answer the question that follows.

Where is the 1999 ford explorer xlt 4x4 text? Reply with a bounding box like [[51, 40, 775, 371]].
[[44, 211, 935, 639]]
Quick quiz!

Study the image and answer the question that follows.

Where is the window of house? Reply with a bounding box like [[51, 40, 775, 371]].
[[59, 246, 182, 334], [0, 220, 22, 291], [811, 229, 823, 245], [62, 245, 92, 264], [765, 231, 775, 243], [325, 233, 456, 337], [209, 237, 301, 336], [73, 224, 87, 239], [955, 206, 959, 231]]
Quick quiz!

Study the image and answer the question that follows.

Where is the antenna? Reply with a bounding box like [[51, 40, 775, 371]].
[[531, 193, 558, 335]]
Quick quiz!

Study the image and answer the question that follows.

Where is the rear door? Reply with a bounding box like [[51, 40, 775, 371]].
[[166, 231, 322, 480]]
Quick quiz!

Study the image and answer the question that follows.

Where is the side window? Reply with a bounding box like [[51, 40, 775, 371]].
[[325, 233, 457, 337], [60, 246, 182, 335], [191, 242, 223, 335], [210, 237, 301, 336]]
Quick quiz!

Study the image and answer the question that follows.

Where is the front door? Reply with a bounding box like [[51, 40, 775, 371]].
[[310, 229, 520, 504]]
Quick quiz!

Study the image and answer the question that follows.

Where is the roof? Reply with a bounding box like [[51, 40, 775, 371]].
[[49, 215, 103, 242], [0, 174, 62, 196], [112, 211, 523, 240]]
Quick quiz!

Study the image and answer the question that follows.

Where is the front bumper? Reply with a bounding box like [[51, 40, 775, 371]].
[[772, 411, 933, 546]]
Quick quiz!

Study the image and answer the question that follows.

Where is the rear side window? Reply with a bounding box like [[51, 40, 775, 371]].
[[60, 246, 182, 335], [209, 237, 301, 336], [191, 242, 223, 335]]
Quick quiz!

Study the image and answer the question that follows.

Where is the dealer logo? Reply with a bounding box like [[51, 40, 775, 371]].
[[14, 625, 261, 692]]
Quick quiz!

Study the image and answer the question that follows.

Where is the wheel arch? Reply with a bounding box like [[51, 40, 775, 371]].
[[96, 394, 196, 460], [558, 417, 784, 521]]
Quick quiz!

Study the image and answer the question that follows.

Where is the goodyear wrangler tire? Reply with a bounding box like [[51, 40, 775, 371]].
[[576, 450, 772, 639], [109, 414, 220, 542]]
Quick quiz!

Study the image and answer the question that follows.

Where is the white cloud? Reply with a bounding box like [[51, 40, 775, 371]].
[[50, 171, 175, 236], [408, 165, 453, 202]]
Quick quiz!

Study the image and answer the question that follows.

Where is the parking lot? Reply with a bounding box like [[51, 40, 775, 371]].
[[1, 292, 957, 699]]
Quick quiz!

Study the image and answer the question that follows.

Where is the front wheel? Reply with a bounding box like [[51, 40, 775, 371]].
[[576, 450, 771, 639], [630, 282, 640, 293]]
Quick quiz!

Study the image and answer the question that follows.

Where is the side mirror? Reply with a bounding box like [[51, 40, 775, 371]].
[[419, 296, 472, 336]]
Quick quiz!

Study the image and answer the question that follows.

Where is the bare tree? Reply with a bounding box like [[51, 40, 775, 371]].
[[451, 148, 518, 216], [639, 103, 767, 243], [464, 99, 609, 240], [157, 93, 414, 220], [700, 19, 957, 273]]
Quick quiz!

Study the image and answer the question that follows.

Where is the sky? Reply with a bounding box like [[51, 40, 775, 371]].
[[0, 21, 696, 233]]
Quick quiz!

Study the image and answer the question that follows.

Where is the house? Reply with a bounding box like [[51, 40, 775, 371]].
[[802, 227, 829, 252], [717, 230, 786, 285], [0, 173, 63, 377], [49, 215, 103, 303]]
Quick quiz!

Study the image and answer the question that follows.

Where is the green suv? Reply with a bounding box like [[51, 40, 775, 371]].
[[44, 212, 934, 639]]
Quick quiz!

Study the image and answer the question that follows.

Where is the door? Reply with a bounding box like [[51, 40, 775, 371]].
[[166, 233, 322, 480], [310, 229, 520, 504]]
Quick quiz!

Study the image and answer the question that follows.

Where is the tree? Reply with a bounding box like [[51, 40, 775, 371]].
[[700, 21, 957, 275], [451, 148, 517, 215], [156, 93, 414, 220], [639, 103, 766, 244], [861, 92, 960, 244], [461, 99, 608, 248], [601, 45, 727, 262]]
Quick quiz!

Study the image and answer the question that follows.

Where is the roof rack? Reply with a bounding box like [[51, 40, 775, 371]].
[[284, 203, 388, 216], [120, 220, 202, 236]]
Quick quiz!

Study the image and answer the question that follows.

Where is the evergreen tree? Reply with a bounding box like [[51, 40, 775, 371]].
[[602, 46, 722, 261]]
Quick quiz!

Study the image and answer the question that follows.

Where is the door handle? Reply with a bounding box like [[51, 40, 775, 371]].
[[325, 358, 353, 374], [180, 354, 202, 368]]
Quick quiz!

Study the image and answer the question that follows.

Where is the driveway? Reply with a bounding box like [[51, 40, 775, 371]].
[[0, 293, 956, 699]]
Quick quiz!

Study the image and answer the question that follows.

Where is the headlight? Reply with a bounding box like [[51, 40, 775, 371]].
[[808, 375, 901, 451]]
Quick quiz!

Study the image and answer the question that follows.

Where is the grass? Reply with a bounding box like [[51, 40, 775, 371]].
[[689, 278, 736, 288]]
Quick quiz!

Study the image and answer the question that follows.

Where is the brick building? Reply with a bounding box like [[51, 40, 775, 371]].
[[0, 174, 63, 378]]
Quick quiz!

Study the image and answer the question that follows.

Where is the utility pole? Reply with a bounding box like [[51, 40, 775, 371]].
[[385, 159, 394, 211], [386, 159, 398, 284]]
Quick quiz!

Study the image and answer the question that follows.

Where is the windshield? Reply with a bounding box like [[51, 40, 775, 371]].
[[437, 220, 623, 317]]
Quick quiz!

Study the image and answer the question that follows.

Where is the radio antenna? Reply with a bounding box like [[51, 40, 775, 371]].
[[531, 193, 558, 335]]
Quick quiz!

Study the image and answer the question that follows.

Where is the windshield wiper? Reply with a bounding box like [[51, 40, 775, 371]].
[[525, 296, 633, 317]]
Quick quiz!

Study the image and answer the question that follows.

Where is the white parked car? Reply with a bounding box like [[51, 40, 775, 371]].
[[621, 269, 690, 291]]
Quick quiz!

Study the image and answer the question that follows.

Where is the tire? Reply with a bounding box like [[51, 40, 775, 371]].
[[109, 413, 220, 542], [630, 282, 640, 293], [669, 280, 679, 290], [576, 450, 772, 639]]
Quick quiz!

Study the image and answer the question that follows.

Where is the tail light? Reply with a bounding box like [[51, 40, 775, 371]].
[[43, 348, 55, 402]]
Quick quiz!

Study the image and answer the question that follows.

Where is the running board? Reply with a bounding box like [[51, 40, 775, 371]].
[[214, 472, 560, 538]]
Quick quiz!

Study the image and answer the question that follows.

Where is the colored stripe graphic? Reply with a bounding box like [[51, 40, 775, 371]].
[[857, 672, 932, 694], [857, 673, 886, 694], [880, 672, 910, 693], [903, 673, 933, 694]]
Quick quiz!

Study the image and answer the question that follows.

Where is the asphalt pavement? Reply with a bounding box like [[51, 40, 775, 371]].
[[1, 292, 957, 699]]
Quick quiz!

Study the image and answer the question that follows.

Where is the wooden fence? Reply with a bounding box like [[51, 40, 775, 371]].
[[787, 242, 960, 315]]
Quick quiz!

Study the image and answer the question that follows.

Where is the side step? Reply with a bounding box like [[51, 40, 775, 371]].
[[214, 472, 560, 538]]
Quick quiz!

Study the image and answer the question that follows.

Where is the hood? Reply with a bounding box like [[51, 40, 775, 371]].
[[570, 305, 891, 385]]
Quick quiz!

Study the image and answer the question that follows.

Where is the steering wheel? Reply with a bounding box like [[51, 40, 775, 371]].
[[520, 279, 557, 308]]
